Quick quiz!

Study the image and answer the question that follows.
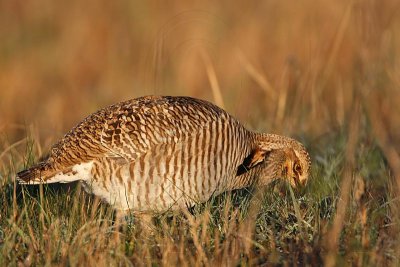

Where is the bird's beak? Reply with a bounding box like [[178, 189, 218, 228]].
[[299, 177, 308, 187], [289, 176, 300, 188], [291, 175, 308, 189], [284, 163, 297, 188]]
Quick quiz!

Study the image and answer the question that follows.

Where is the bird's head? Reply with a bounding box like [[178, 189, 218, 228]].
[[263, 147, 310, 188], [242, 134, 311, 188]]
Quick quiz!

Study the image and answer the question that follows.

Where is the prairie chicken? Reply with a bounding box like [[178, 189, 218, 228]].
[[17, 96, 311, 212]]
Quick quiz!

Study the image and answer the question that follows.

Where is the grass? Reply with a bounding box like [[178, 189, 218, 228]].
[[1, 0, 400, 265], [0, 128, 397, 266]]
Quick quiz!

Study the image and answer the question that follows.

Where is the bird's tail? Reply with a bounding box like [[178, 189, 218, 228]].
[[17, 162, 58, 184]]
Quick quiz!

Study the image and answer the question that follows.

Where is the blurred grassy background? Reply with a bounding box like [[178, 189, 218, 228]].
[[1, 0, 400, 265], [1, 0, 398, 143]]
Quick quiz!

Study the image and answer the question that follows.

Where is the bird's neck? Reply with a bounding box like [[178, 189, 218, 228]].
[[227, 131, 262, 190], [226, 131, 278, 191]]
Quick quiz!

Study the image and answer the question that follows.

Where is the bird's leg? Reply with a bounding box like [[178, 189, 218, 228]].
[[135, 213, 156, 235], [113, 209, 155, 233]]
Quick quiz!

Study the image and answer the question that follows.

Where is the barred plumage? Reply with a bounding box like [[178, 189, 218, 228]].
[[17, 96, 311, 212]]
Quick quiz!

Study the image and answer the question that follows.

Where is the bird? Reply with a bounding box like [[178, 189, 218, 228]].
[[17, 96, 311, 212]]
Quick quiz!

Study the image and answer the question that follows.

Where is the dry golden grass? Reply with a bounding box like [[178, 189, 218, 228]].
[[1, 0, 400, 265]]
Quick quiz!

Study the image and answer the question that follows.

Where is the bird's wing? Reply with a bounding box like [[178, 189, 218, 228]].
[[28, 97, 225, 171], [98, 96, 225, 162], [17, 96, 228, 184]]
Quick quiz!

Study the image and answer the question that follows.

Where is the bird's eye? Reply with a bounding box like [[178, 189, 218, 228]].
[[293, 163, 302, 174]]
